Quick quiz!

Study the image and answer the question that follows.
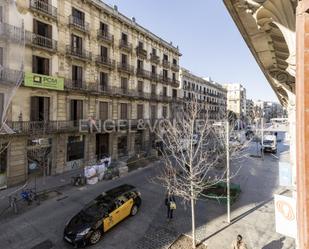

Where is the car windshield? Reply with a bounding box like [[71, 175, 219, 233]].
[[263, 140, 273, 145]]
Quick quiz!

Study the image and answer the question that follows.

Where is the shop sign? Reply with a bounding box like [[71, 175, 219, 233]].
[[24, 72, 64, 90]]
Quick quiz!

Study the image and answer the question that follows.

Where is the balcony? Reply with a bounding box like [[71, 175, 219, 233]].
[[136, 68, 152, 80], [66, 46, 92, 62], [162, 59, 170, 68], [26, 32, 57, 52], [171, 78, 180, 87], [68, 16, 90, 33], [65, 79, 89, 91], [0, 22, 25, 43], [95, 56, 115, 70], [0, 67, 24, 86], [136, 46, 147, 59], [119, 40, 132, 52], [6, 120, 79, 135], [150, 72, 159, 81], [160, 75, 171, 85], [97, 30, 114, 44], [150, 53, 160, 64], [117, 62, 134, 74], [30, 0, 58, 20], [171, 63, 180, 72]]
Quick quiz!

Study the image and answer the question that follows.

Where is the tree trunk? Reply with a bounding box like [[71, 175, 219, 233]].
[[191, 185, 196, 248]]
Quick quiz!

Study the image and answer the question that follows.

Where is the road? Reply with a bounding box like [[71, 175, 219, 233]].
[[0, 135, 295, 249]]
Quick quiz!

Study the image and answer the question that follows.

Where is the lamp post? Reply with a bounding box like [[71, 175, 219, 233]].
[[226, 120, 230, 223]]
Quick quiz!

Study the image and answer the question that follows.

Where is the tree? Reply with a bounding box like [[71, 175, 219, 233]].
[[155, 100, 249, 248]]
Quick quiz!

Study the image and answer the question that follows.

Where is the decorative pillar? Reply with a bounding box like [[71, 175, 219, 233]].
[[296, 1, 309, 248]]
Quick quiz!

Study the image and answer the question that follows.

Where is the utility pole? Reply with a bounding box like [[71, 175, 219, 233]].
[[226, 120, 230, 223], [261, 112, 264, 160]]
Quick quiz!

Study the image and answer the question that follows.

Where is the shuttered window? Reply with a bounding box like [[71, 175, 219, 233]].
[[71, 34, 82, 54], [137, 81, 143, 93], [72, 65, 83, 88], [151, 84, 156, 95], [32, 56, 49, 75], [99, 102, 108, 121], [30, 96, 50, 121], [100, 72, 108, 91], [70, 99, 83, 121], [120, 103, 127, 119], [121, 77, 128, 93], [0, 47, 3, 66], [163, 87, 167, 97], [137, 104, 143, 119]]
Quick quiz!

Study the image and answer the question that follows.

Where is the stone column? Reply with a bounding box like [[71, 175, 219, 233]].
[[296, 2, 309, 248]]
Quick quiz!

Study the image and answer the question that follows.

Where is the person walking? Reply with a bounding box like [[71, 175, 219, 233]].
[[165, 192, 176, 221], [231, 234, 248, 249]]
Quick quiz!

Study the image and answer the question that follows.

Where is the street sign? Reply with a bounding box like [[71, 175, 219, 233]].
[[279, 162, 292, 187], [274, 194, 297, 239]]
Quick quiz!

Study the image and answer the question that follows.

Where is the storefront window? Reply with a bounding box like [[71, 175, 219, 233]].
[[67, 135, 84, 162], [117, 136, 127, 157]]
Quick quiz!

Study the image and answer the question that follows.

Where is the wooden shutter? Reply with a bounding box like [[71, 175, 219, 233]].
[[43, 58, 49, 75], [99, 102, 108, 121], [137, 104, 143, 119], [43, 97, 50, 121], [33, 19, 38, 34], [32, 56, 37, 73], [70, 100, 75, 121], [30, 96, 39, 121], [76, 100, 83, 120], [47, 24, 52, 39], [120, 103, 127, 119]]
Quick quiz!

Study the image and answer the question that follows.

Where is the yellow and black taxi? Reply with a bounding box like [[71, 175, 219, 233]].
[[63, 184, 141, 247]]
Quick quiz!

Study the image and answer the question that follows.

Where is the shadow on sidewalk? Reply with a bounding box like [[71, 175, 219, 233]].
[[261, 237, 285, 249]]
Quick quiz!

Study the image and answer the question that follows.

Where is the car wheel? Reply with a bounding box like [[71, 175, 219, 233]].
[[89, 230, 101, 245], [130, 205, 138, 216]]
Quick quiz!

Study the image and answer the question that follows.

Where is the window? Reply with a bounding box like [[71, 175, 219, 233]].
[[152, 48, 157, 56], [162, 106, 167, 118], [0, 47, 3, 66], [150, 105, 156, 120], [172, 73, 176, 81], [72, 7, 85, 26], [163, 86, 167, 97], [72, 65, 83, 88], [99, 102, 108, 121], [173, 58, 177, 65], [137, 81, 143, 93], [30, 96, 50, 121], [33, 19, 52, 38], [101, 46, 108, 58], [0, 142, 7, 176], [120, 103, 127, 119], [118, 136, 127, 157], [121, 33, 128, 43], [163, 69, 168, 79], [32, 56, 49, 75], [172, 89, 177, 98], [137, 104, 144, 119], [71, 34, 83, 54], [121, 54, 127, 64], [121, 77, 128, 93], [163, 54, 168, 61], [151, 65, 156, 74], [135, 131, 143, 152], [137, 59, 143, 70], [100, 72, 108, 91], [0, 93, 4, 123], [138, 41, 143, 49], [70, 99, 83, 121], [151, 84, 156, 95], [100, 22, 108, 35], [67, 135, 84, 162]]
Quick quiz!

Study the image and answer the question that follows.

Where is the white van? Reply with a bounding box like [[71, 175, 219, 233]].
[[263, 134, 277, 153]]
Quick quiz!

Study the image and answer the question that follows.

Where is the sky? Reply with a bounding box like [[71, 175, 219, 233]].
[[104, 0, 278, 102]]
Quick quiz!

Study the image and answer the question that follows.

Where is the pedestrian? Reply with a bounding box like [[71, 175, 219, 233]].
[[165, 191, 176, 221], [231, 234, 248, 249]]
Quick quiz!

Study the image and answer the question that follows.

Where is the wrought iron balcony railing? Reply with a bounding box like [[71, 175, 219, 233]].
[[66, 46, 92, 61], [95, 56, 115, 69], [136, 46, 147, 59], [171, 63, 180, 72], [119, 40, 132, 52], [26, 32, 57, 51], [150, 53, 160, 64], [97, 30, 113, 44], [162, 59, 170, 68], [136, 68, 152, 80], [0, 22, 25, 43], [30, 0, 58, 19], [0, 67, 24, 86], [65, 79, 88, 91], [69, 16, 90, 33], [117, 62, 134, 74]]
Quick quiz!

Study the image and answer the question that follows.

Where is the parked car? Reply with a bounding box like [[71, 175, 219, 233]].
[[63, 184, 141, 247]]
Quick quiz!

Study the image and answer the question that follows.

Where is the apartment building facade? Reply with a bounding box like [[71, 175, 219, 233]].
[[0, 0, 181, 188], [180, 68, 227, 120], [223, 83, 246, 119]]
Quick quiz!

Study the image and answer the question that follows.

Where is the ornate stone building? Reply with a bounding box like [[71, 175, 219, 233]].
[[0, 0, 181, 187], [180, 68, 227, 120], [223, 83, 247, 119]]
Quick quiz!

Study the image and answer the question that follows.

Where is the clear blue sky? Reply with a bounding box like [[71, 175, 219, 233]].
[[104, 0, 278, 102]]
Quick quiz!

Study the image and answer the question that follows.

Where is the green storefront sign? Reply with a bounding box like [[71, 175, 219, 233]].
[[24, 73, 64, 90]]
